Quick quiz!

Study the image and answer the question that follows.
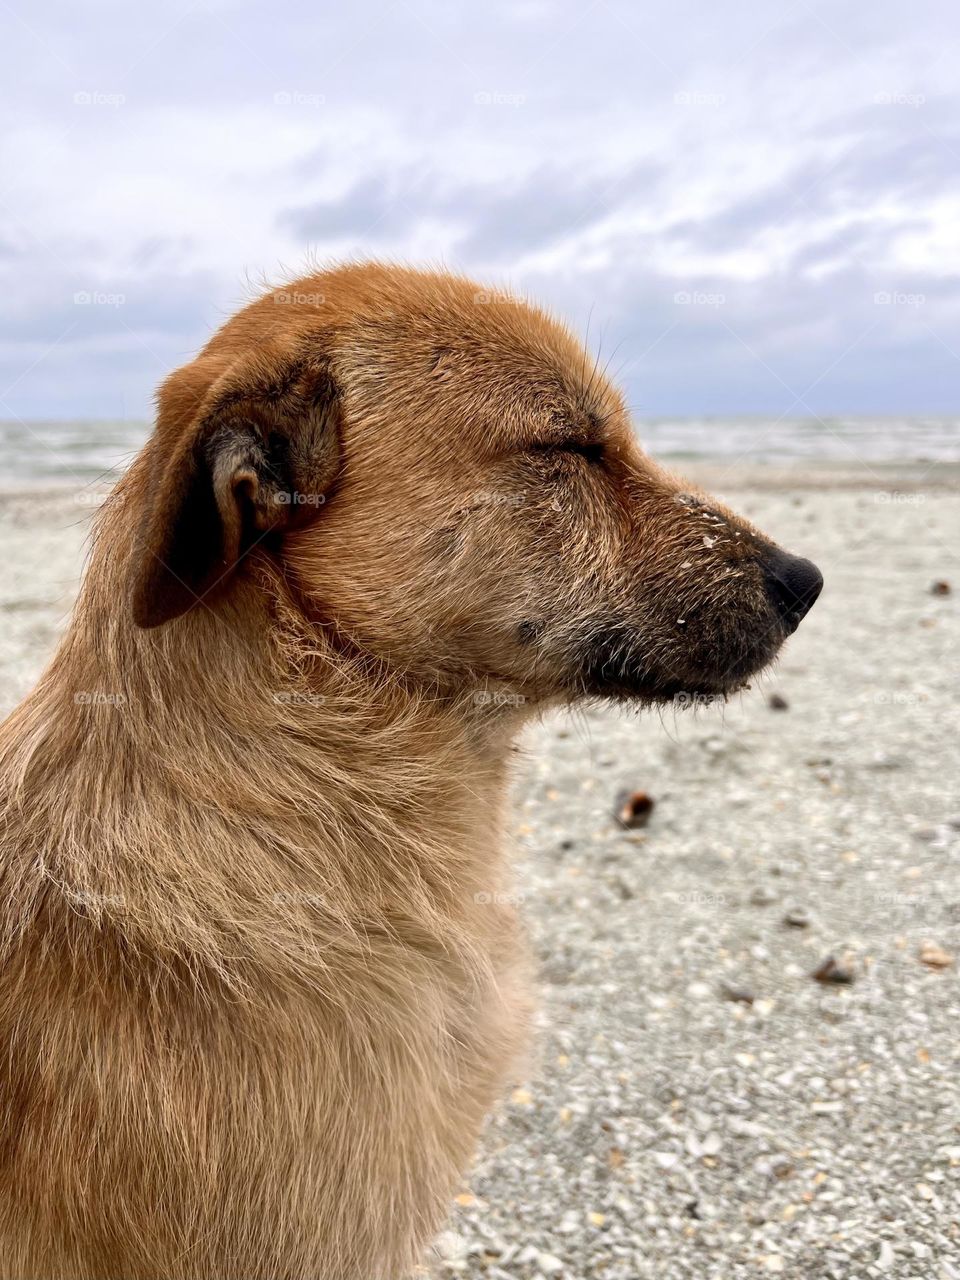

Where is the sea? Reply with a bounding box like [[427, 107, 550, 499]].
[[0, 417, 958, 489]]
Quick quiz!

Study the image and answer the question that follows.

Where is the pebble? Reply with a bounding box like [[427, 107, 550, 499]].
[[918, 942, 953, 969], [720, 982, 756, 1005], [614, 790, 655, 829], [812, 955, 856, 984], [536, 1252, 565, 1274]]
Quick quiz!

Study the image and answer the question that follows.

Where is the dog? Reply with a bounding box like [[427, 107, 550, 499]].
[[0, 263, 822, 1279]]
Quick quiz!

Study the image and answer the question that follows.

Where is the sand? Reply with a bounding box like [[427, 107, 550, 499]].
[[1, 466, 958, 1278]]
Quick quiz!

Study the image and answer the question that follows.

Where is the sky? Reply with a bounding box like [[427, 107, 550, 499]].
[[1, 0, 958, 421]]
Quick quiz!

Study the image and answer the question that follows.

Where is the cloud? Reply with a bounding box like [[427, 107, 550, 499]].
[[0, 0, 958, 420]]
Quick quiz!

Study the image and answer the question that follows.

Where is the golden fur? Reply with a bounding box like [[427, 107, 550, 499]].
[[0, 263, 819, 1278]]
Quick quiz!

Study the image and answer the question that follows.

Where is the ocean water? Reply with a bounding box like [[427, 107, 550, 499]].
[[0, 417, 958, 489]]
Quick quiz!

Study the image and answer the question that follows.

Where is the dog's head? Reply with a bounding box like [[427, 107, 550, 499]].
[[129, 264, 821, 707]]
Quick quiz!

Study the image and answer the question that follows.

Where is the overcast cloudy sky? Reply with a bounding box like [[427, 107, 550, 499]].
[[1, 0, 958, 420]]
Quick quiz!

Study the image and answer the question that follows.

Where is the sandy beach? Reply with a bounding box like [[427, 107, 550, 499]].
[[1, 464, 958, 1279]]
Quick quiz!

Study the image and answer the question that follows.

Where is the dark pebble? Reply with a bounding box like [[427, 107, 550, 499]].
[[812, 955, 855, 985], [720, 982, 756, 1005], [615, 790, 655, 829]]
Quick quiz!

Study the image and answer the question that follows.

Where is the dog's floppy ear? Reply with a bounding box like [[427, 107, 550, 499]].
[[130, 344, 341, 628]]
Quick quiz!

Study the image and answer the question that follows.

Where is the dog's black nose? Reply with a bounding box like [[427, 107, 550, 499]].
[[763, 550, 823, 633]]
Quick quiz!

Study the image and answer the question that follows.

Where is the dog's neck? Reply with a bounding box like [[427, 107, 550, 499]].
[[0, 507, 524, 988]]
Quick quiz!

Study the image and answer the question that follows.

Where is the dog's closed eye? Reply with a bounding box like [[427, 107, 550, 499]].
[[531, 439, 605, 465], [559, 439, 605, 464]]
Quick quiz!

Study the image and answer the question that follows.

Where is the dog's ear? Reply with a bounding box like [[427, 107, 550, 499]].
[[130, 345, 341, 628]]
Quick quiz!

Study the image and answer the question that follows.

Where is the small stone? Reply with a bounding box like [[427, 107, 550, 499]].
[[867, 751, 904, 771], [768, 692, 789, 710], [720, 982, 755, 1005], [615, 790, 655, 829], [930, 579, 951, 595], [700, 1131, 722, 1156], [783, 908, 810, 928], [729, 1116, 765, 1138], [919, 942, 954, 969], [877, 1240, 895, 1269], [653, 1151, 679, 1169], [536, 1252, 565, 1274], [812, 955, 855, 985]]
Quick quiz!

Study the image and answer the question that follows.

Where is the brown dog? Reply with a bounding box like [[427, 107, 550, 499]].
[[0, 263, 821, 1279]]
